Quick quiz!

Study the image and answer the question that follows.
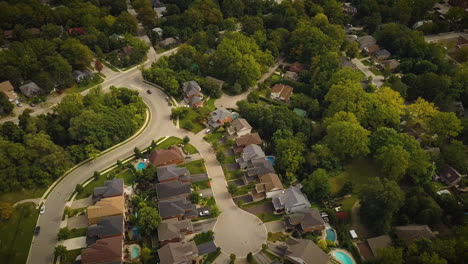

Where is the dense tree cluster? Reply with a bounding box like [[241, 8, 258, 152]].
[[0, 87, 145, 193]]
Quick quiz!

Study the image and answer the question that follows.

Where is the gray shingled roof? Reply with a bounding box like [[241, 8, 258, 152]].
[[209, 108, 232, 122], [19, 82, 42, 97], [197, 241, 217, 255], [285, 208, 324, 231], [156, 180, 191, 200], [158, 241, 198, 264], [93, 179, 124, 202], [246, 158, 275, 177], [157, 165, 190, 183], [158, 197, 197, 219], [285, 237, 329, 264], [86, 215, 124, 246], [157, 218, 193, 242], [182, 81, 201, 97], [273, 186, 311, 212]]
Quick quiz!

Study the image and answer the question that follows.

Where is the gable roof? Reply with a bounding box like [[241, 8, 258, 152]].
[[19, 82, 42, 97], [236, 133, 263, 147], [228, 118, 252, 134], [182, 81, 201, 97], [156, 180, 191, 200], [158, 218, 193, 242], [365, 44, 380, 54], [93, 179, 124, 202], [394, 225, 436, 246], [158, 197, 197, 219], [381, 59, 400, 71], [87, 215, 124, 246], [257, 173, 284, 193], [189, 95, 203, 107], [209, 108, 232, 122], [0, 81, 16, 100], [149, 146, 184, 167], [439, 165, 462, 186], [271, 84, 293, 101], [242, 144, 266, 162], [285, 237, 329, 264], [197, 241, 217, 255], [157, 165, 190, 182], [87, 196, 125, 222], [81, 235, 123, 264], [286, 208, 324, 230], [357, 35, 376, 49], [367, 235, 391, 258], [273, 186, 311, 211], [374, 49, 391, 59], [246, 158, 275, 177], [288, 62, 305, 73], [158, 241, 198, 264]]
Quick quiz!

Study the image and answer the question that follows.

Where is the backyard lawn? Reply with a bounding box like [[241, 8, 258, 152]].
[[181, 160, 207, 174], [329, 159, 379, 195], [369, 66, 382, 76], [0, 187, 47, 204], [0, 203, 39, 264], [341, 195, 358, 212]]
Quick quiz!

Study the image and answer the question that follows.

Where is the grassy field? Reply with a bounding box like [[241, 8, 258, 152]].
[[0, 203, 39, 264], [181, 160, 207, 174], [329, 159, 379, 195], [64, 75, 104, 94], [60, 249, 82, 264], [0, 187, 47, 204], [156, 136, 198, 154], [341, 195, 358, 212]]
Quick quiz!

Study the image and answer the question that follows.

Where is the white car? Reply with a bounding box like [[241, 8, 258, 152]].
[[40, 205, 45, 214], [199, 210, 209, 216], [205, 129, 211, 134]]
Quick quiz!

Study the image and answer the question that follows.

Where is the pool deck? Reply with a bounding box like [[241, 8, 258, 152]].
[[330, 249, 356, 264]]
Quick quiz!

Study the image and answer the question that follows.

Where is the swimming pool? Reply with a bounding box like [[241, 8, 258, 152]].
[[326, 228, 337, 242], [131, 245, 140, 259], [332, 251, 354, 264], [266, 156, 275, 166], [136, 162, 146, 171]]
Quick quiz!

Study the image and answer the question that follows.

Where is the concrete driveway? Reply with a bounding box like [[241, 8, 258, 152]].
[[265, 220, 285, 233], [59, 237, 87, 250], [67, 215, 88, 229], [71, 197, 92, 209]]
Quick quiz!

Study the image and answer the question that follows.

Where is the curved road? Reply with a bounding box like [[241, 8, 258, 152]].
[[26, 50, 267, 263]]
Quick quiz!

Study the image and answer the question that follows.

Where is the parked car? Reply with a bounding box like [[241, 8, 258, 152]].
[[29, 103, 36, 107], [34, 226, 41, 236], [16, 102, 23, 107], [199, 210, 210, 216], [40, 205, 45, 214], [147, 90, 152, 94], [205, 129, 211, 134]]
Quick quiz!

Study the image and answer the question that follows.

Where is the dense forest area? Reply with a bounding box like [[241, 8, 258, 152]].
[[0, 86, 145, 193]]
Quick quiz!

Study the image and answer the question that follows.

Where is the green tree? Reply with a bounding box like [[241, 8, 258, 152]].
[[54, 245, 67, 258], [375, 145, 410, 181], [303, 169, 330, 202], [375, 247, 404, 264], [359, 178, 404, 234], [442, 140, 468, 174], [0, 202, 13, 220], [273, 130, 305, 179], [137, 205, 161, 236], [427, 112, 462, 145], [57, 227, 71, 240], [60, 38, 94, 69], [324, 121, 370, 160], [0, 92, 14, 116]]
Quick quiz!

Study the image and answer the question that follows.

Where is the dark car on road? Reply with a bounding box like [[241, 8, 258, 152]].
[[34, 226, 40, 236], [146, 90, 152, 94]]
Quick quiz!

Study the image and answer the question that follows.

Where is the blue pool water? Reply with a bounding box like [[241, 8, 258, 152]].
[[333, 251, 354, 264], [131, 246, 140, 259], [136, 162, 146, 170], [266, 156, 275, 165], [326, 228, 337, 242]]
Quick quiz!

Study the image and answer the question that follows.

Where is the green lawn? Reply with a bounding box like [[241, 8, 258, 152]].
[[156, 136, 198, 154], [64, 75, 104, 94], [258, 212, 284, 223], [268, 232, 288, 242], [192, 179, 211, 190], [241, 198, 272, 208], [179, 108, 207, 133], [69, 227, 88, 239], [203, 250, 221, 264], [204, 98, 216, 112], [329, 159, 379, 195], [0, 187, 47, 204], [203, 131, 225, 145], [369, 66, 382, 76], [225, 169, 244, 180], [101, 60, 119, 72], [76, 173, 108, 200], [0, 203, 39, 264], [361, 59, 372, 66], [341, 195, 358, 212], [181, 160, 207, 174], [116, 169, 136, 185], [60, 249, 82, 264]]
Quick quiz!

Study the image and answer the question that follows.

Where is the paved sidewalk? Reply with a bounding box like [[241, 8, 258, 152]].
[[67, 215, 88, 229]]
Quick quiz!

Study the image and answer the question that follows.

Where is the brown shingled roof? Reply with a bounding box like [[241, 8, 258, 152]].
[[81, 236, 123, 264], [87, 196, 125, 225], [149, 146, 185, 167], [235, 133, 263, 147], [0, 81, 16, 101]]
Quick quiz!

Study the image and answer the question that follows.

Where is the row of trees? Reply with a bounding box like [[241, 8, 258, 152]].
[[0, 87, 146, 193]]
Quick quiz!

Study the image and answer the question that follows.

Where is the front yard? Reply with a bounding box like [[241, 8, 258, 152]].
[[156, 136, 198, 154], [76, 167, 136, 200], [179, 98, 216, 133], [181, 160, 207, 174]]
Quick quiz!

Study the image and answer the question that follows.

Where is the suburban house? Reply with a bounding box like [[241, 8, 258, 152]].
[[381, 59, 400, 72], [205, 76, 224, 90], [394, 225, 437, 246], [287, 62, 305, 73], [342, 3, 358, 16], [156, 180, 192, 201], [72, 69, 94, 83], [159, 37, 177, 47], [19, 82, 42, 97], [86, 215, 124, 246], [87, 196, 125, 225], [68, 27, 85, 35], [356, 35, 377, 50], [92, 179, 124, 203], [284, 71, 299, 81], [283, 237, 329, 264], [374, 49, 391, 61], [270, 84, 293, 102], [227, 118, 252, 137], [81, 236, 124, 264], [253, 173, 284, 199], [272, 185, 311, 214], [245, 158, 275, 180], [237, 144, 266, 169], [357, 235, 392, 261], [158, 218, 193, 245], [364, 44, 380, 56], [284, 208, 325, 233], [182, 81, 203, 108], [149, 146, 185, 167], [157, 241, 199, 264], [208, 108, 235, 129], [158, 197, 198, 220], [234, 133, 263, 154], [157, 165, 190, 183], [438, 165, 462, 186], [0, 81, 17, 101]]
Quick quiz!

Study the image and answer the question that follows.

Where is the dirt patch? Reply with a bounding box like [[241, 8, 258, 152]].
[[243, 202, 275, 215]]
